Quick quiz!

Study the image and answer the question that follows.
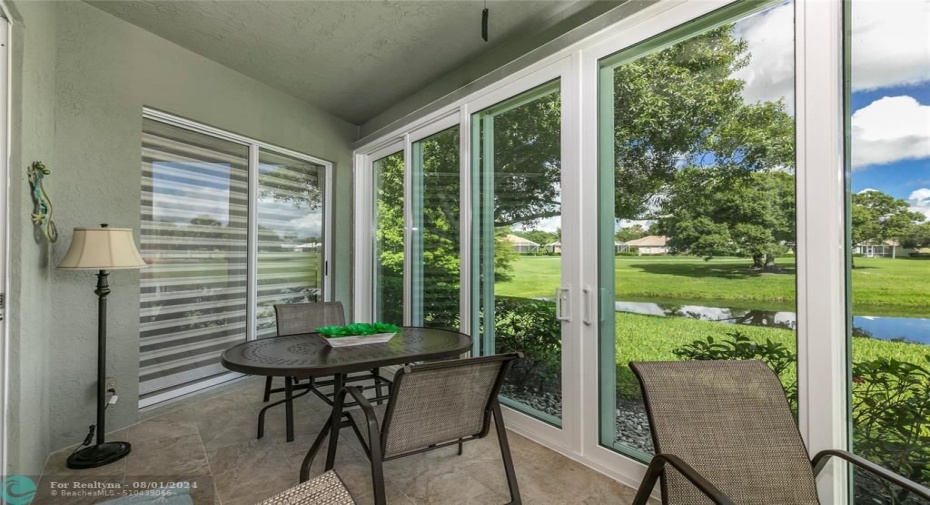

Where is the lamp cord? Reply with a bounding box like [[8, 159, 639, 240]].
[[69, 388, 116, 454]]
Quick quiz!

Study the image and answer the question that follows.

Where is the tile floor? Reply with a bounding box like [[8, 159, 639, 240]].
[[37, 379, 639, 505]]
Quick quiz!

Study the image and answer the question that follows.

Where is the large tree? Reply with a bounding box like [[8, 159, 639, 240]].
[[851, 190, 925, 259], [902, 222, 930, 251], [655, 169, 795, 269], [610, 26, 794, 222]]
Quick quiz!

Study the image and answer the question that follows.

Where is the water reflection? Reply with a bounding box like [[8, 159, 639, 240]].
[[615, 301, 930, 344]]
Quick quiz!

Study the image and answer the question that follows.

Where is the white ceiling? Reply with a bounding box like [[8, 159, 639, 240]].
[[87, 0, 606, 125]]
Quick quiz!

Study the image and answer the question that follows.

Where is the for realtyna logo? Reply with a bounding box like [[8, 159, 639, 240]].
[[2, 476, 36, 505]]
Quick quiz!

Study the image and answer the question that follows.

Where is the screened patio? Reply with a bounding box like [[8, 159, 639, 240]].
[[4, 0, 930, 504]]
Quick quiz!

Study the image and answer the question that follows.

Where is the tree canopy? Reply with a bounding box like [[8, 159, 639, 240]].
[[611, 26, 794, 222], [851, 190, 926, 258], [655, 169, 795, 268]]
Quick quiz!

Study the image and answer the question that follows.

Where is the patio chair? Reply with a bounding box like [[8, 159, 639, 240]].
[[307, 353, 523, 505], [258, 301, 389, 441], [629, 360, 930, 504], [258, 470, 356, 505]]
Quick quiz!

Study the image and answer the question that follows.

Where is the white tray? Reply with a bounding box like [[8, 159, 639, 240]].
[[323, 332, 397, 347]]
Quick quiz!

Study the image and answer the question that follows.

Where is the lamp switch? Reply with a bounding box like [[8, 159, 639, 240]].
[[105, 377, 117, 392]]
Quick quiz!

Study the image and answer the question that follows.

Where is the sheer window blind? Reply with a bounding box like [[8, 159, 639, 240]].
[[256, 149, 327, 338], [140, 117, 328, 404], [140, 118, 249, 402]]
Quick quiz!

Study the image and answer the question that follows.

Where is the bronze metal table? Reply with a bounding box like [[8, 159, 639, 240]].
[[220, 327, 472, 472]]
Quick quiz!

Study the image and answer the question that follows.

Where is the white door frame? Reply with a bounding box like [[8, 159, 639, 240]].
[[0, 13, 10, 477], [465, 55, 581, 455]]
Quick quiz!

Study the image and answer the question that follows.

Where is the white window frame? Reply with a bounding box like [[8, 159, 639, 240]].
[[353, 0, 849, 500], [139, 108, 334, 407]]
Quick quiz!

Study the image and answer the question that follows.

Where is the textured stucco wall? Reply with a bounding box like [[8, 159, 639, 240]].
[[27, 0, 357, 453], [5, 0, 57, 477]]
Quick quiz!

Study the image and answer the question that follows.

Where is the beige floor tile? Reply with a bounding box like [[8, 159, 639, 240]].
[[207, 439, 297, 505], [39, 379, 644, 505], [129, 405, 199, 444], [125, 433, 211, 478]]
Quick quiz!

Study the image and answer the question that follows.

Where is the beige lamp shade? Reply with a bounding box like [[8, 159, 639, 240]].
[[57, 227, 147, 270]]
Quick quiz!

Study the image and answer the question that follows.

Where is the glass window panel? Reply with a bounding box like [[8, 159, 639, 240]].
[[256, 149, 327, 338], [597, 2, 797, 459], [847, 1, 930, 501], [473, 82, 563, 426], [373, 151, 405, 325], [411, 126, 461, 330], [139, 118, 249, 402]]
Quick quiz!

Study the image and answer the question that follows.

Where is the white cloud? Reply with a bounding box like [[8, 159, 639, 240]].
[[851, 95, 930, 168], [732, 2, 795, 106], [850, 0, 930, 91], [287, 212, 323, 238], [732, 1, 930, 107], [910, 188, 930, 221]]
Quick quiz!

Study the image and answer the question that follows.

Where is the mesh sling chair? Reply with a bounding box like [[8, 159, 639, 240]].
[[302, 353, 523, 505], [629, 360, 930, 505], [258, 470, 356, 505], [258, 301, 390, 442]]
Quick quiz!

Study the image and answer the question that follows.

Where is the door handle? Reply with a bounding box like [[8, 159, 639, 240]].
[[555, 287, 571, 322], [582, 285, 593, 326]]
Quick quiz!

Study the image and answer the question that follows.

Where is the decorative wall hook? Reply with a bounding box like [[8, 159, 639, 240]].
[[27, 161, 58, 242]]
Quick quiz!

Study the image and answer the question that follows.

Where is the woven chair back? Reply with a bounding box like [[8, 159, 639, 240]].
[[630, 360, 820, 505], [274, 302, 346, 337], [381, 354, 516, 458]]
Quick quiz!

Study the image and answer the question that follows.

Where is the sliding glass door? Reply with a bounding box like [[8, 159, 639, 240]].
[[596, 2, 797, 460], [256, 150, 328, 338], [372, 149, 405, 326], [411, 126, 461, 330], [473, 81, 566, 427], [846, 1, 930, 501]]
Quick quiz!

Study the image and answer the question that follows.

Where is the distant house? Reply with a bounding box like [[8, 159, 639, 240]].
[[853, 239, 915, 258], [504, 234, 540, 254], [622, 235, 669, 255], [544, 242, 561, 254]]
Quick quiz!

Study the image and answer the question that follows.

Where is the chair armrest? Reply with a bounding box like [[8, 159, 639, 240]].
[[812, 449, 930, 500], [343, 386, 384, 458], [633, 453, 735, 505]]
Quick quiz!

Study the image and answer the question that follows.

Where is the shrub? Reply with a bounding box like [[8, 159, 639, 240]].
[[671, 331, 797, 412], [491, 296, 561, 395], [851, 357, 930, 503]]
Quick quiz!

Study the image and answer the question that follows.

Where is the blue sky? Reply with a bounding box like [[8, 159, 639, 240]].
[[734, 0, 930, 220]]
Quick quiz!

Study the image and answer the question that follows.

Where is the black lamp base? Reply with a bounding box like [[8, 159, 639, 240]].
[[66, 441, 132, 469]]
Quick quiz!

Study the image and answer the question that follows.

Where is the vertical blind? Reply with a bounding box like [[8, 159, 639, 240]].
[[140, 117, 326, 403]]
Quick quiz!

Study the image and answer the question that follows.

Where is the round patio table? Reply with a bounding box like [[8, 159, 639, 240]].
[[221, 326, 472, 377], [220, 327, 472, 445]]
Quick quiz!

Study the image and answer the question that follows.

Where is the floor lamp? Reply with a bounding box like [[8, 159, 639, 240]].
[[57, 224, 147, 469]]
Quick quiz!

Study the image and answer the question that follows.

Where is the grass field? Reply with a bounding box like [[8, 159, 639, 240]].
[[495, 255, 930, 316]]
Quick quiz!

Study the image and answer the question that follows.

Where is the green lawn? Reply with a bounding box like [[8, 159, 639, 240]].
[[495, 255, 930, 316], [613, 311, 930, 398]]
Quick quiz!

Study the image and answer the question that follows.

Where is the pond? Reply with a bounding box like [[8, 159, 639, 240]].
[[615, 300, 930, 345]]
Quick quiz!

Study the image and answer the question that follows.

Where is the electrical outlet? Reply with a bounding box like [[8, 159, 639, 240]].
[[105, 377, 117, 392]]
